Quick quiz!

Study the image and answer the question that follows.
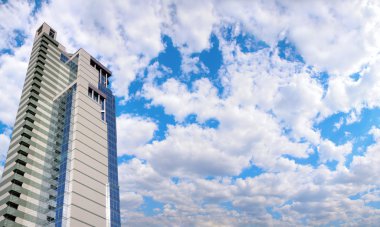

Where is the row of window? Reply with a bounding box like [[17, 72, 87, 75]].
[[88, 87, 106, 121], [36, 25, 56, 39], [90, 59, 109, 88]]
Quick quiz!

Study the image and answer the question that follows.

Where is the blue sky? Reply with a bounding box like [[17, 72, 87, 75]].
[[2, 0, 380, 226]]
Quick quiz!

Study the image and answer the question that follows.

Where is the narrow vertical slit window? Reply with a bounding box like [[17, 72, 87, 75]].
[[100, 96, 106, 121], [94, 92, 99, 102], [88, 87, 93, 98], [101, 74, 107, 87], [100, 97, 105, 110]]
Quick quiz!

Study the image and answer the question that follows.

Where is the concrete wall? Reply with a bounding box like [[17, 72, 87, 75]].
[[65, 49, 109, 226]]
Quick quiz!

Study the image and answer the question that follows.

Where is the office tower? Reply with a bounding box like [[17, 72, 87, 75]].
[[0, 23, 121, 226]]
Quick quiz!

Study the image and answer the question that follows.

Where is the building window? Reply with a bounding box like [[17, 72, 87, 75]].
[[88, 87, 93, 98], [60, 53, 69, 63], [100, 73, 107, 87], [100, 97, 105, 110], [37, 26, 43, 35], [100, 74, 104, 85], [94, 92, 99, 102], [100, 96, 106, 121], [90, 58, 110, 88], [49, 29, 55, 39], [88, 85, 106, 121]]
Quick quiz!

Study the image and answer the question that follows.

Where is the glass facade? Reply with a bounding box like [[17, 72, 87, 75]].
[[54, 53, 78, 226], [55, 85, 76, 227], [99, 84, 121, 227], [60, 53, 69, 63]]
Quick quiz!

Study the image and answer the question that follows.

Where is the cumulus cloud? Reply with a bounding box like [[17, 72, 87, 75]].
[[0, 38, 35, 127], [322, 56, 380, 117], [117, 114, 157, 156], [161, 0, 217, 53], [141, 52, 314, 175], [0, 1, 34, 50], [216, 0, 380, 75], [0, 2, 35, 126], [318, 140, 352, 164], [369, 126, 380, 142]]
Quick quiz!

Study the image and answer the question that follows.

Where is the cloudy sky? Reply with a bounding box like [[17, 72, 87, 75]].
[[2, 0, 380, 226]]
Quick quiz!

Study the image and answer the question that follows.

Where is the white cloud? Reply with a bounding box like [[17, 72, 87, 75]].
[[117, 114, 157, 156], [345, 109, 361, 125], [0, 45, 31, 126], [161, 0, 217, 53], [120, 191, 144, 210], [322, 56, 380, 118], [141, 57, 313, 175], [143, 77, 221, 122], [318, 140, 352, 164], [139, 124, 250, 177], [117, 154, 380, 226], [271, 67, 323, 143], [215, 0, 380, 75], [0, 0, 36, 128], [181, 55, 209, 75], [369, 126, 380, 142], [127, 19, 380, 224], [347, 141, 380, 185], [0, 1, 34, 50], [334, 117, 344, 131]]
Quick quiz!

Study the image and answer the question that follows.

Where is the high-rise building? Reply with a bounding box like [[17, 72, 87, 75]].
[[0, 23, 121, 227]]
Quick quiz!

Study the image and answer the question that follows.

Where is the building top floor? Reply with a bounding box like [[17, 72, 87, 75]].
[[34, 22, 112, 78]]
